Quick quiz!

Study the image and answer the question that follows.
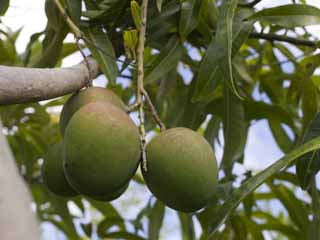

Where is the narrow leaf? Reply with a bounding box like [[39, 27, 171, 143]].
[[148, 200, 165, 240], [83, 27, 118, 86], [131, 1, 143, 29], [178, 213, 196, 240], [157, 0, 163, 12], [66, 0, 81, 25], [247, 4, 320, 28], [0, 0, 9, 16], [221, 87, 246, 173], [179, 0, 202, 39], [144, 36, 183, 84], [296, 113, 320, 190], [193, 1, 252, 102], [208, 136, 320, 236]]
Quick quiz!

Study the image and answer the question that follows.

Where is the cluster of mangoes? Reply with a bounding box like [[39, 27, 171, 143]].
[[42, 87, 218, 212]]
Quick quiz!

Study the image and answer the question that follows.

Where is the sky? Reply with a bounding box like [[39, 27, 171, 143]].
[[2, 0, 320, 239]]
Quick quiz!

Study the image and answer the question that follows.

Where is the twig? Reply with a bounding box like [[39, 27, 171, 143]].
[[137, 0, 149, 172], [141, 88, 166, 131], [249, 32, 318, 48]]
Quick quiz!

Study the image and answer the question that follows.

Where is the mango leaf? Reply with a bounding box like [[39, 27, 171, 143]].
[[98, 217, 126, 237], [144, 36, 183, 84], [45, 0, 61, 31], [0, 0, 9, 16], [148, 200, 165, 240], [193, 1, 251, 102], [308, 182, 320, 240], [296, 113, 320, 190], [221, 87, 246, 173], [131, 1, 142, 30], [267, 183, 309, 231], [268, 119, 293, 153], [83, 27, 118, 86], [253, 211, 301, 239], [287, 54, 320, 106], [66, 0, 82, 25], [247, 4, 320, 28], [179, 0, 202, 40], [101, 231, 145, 240], [157, 0, 163, 12], [230, 215, 247, 239], [207, 136, 320, 236], [302, 80, 318, 134], [33, 27, 68, 68], [178, 213, 195, 240], [200, 0, 218, 29], [50, 196, 78, 239]]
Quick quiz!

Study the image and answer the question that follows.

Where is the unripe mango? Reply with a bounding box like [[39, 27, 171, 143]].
[[142, 127, 218, 212], [63, 102, 140, 199], [60, 87, 125, 134], [42, 142, 78, 197]]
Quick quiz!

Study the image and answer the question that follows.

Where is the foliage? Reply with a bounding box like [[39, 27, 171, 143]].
[[2, 0, 320, 239]]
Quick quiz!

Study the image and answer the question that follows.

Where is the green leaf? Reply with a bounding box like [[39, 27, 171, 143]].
[[148, 200, 165, 240], [221, 87, 246, 173], [268, 118, 293, 153], [101, 231, 145, 240], [0, 0, 9, 16], [88, 198, 122, 219], [207, 136, 320, 236], [45, 0, 61, 31], [83, 26, 118, 86], [144, 36, 183, 84], [296, 113, 320, 190], [308, 181, 320, 240], [193, 0, 250, 102], [33, 27, 68, 68], [178, 213, 195, 240], [302, 80, 318, 134], [267, 183, 309, 231], [247, 4, 320, 28], [98, 217, 126, 237], [157, 0, 163, 12], [204, 117, 221, 149], [200, 0, 218, 29], [66, 0, 82, 25], [179, 0, 202, 40], [131, 1, 143, 29]]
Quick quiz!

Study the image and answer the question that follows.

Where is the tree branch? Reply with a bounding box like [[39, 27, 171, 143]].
[[0, 119, 40, 240], [137, 0, 149, 172], [249, 32, 318, 48], [0, 57, 99, 105]]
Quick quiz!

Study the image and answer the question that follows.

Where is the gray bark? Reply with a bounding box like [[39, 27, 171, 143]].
[[0, 57, 99, 105], [0, 119, 41, 240]]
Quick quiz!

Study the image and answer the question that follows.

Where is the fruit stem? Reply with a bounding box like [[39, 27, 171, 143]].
[[141, 88, 166, 132], [136, 0, 149, 172]]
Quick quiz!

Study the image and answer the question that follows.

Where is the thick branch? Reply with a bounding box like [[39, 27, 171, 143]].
[[0, 57, 99, 105], [0, 119, 40, 240], [249, 32, 318, 48]]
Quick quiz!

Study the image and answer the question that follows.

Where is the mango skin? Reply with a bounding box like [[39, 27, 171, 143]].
[[88, 182, 129, 202], [63, 102, 140, 198], [42, 142, 78, 197], [60, 87, 125, 134], [142, 127, 218, 212]]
